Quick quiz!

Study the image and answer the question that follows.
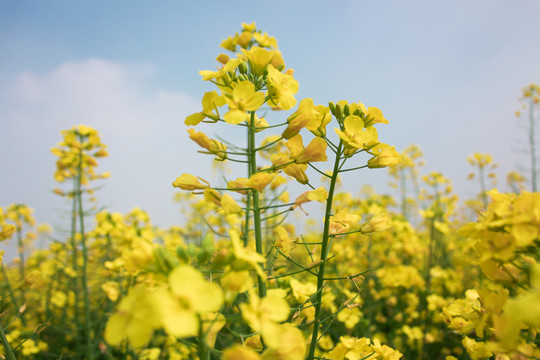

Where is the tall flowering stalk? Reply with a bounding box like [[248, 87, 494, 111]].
[[51, 125, 109, 360], [516, 84, 539, 192], [467, 153, 497, 209], [173, 23, 401, 359]]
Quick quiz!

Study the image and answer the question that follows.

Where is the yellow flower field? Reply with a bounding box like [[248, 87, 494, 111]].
[[1, 23, 539, 360]]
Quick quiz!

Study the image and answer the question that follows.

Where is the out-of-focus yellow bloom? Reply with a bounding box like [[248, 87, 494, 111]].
[[253, 31, 278, 48], [101, 281, 120, 302], [240, 291, 290, 347], [223, 345, 263, 360], [360, 213, 392, 234], [0, 224, 16, 241], [105, 287, 160, 348], [329, 209, 361, 236], [368, 144, 401, 168], [261, 324, 306, 360]]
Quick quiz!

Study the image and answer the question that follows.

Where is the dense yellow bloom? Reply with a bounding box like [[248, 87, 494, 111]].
[[223, 81, 265, 124], [51, 125, 108, 184]]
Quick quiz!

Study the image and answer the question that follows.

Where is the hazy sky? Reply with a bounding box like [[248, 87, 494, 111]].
[[1, 1, 540, 253]]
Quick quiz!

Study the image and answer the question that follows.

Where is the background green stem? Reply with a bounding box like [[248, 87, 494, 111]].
[[0, 321, 17, 360], [77, 145, 93, 360]]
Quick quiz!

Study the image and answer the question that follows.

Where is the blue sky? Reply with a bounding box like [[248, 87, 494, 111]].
[[1, 1, 540, 252]]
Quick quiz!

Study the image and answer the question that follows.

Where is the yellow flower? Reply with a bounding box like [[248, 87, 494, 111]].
[[253, 32, 278, 48], [329, 209, 361, 236], [367, 144, 401, 168], [223, 81, 265, 124], [282, 98, 322, 139], [172, 174, 210, 191], [274, 226, 296, 257], [247, 172, 277, 192], [266, 64, 299, 110], [230, 228, 266, 271], [240, 292, 290, 347], [241, 47, 284, 76], [286, 134, 327, 164], [335, 115, 378, 157], [292, 187, 328, 214], [199, 58, 243, 81], [187, 128, 227, 160], [227, 177, 251, 194], [155, 265, 224, 338], [185, 91, 226, 125]]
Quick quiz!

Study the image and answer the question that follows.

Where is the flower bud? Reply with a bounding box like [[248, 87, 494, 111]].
[[335, 104, 343, 119], [343, 104, 350, 116], [328, 101, 336, 116], [238, 61, 249, 75]]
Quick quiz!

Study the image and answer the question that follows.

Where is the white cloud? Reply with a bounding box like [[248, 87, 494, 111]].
[[0, 58, 212, 238]]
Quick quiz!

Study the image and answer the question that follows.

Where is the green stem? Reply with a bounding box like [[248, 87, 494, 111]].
[[0, 321, 17, 360], [529, 96, 537, 192], [1, 264, 25, 326], [478, 166, 488, 208], [69, 176, 81, 353], [307, 140, 343, 360], [77, 145, 93, 360], [248, 111, 266, 297]]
